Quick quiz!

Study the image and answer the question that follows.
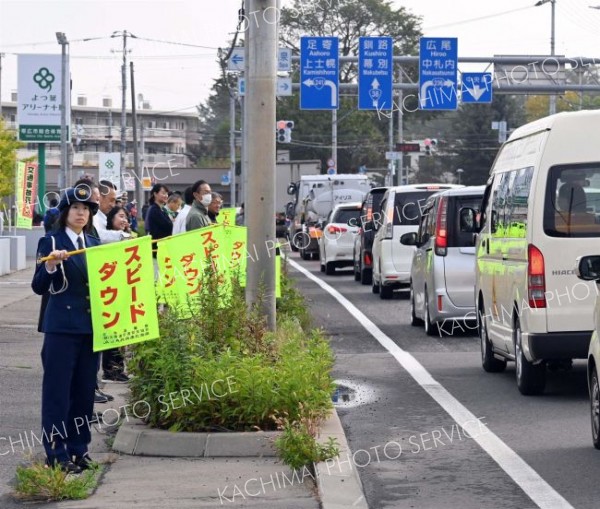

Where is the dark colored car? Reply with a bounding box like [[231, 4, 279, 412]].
[[352, 187, 388, 284]]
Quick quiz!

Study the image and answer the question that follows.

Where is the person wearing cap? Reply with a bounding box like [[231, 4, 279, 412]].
[[31, 186, 101, 474]]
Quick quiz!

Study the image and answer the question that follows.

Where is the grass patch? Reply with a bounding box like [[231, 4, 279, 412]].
[[14, 461, 102, 502], [128, 259, 339, 467]]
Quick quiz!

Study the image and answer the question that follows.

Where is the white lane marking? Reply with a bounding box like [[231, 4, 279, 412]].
[[289, 258, 574, 509]]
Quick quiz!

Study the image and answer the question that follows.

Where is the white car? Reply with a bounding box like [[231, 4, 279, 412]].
[[371, 184, 461, 299], [576, 255, 600, 448], [319, 202, 362, 275]]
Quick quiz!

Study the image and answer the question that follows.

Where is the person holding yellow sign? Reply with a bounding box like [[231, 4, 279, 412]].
[[31, 186, 101, 474]]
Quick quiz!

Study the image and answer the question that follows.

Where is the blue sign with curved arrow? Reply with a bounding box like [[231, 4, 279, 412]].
[[300, 36, 339, 110]]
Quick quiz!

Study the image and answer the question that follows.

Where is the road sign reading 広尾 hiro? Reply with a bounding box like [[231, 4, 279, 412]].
[[461, 72, 493, 103], [358, 36, 393, 111], [419, 37, 458, 111], [300, 36, 339, 110]]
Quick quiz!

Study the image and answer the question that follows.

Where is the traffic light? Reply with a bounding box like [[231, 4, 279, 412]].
[[276, 120, 294, 143]]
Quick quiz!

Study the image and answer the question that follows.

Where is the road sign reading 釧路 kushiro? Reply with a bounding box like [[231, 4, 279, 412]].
[[419, 37, 458, 110], [300, 36, 339, 110], [17, 54, 70, 142], [461, 72, 493, 103], [358, 36, 393, 110]]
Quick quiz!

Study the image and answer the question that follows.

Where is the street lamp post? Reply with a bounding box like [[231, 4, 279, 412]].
[[56, 32, 68, 189], [535, 0, 556, 115], [456, 168, 464, 185]]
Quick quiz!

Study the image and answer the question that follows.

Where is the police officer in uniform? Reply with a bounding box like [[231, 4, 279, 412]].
[[32, 186, 100, 473]]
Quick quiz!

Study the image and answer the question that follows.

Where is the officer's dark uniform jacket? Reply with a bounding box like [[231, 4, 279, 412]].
[[32, 229, 100, 332]]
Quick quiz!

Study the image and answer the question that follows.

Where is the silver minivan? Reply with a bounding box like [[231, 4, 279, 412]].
[[401, 186, 485, 335]]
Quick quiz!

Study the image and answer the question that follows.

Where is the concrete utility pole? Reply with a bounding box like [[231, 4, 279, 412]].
[[397, 66, 404, 185], [245, 0, 277, 330], [56, 32, 69, 189], [535, 0, 556, 115], [111, 31, 136, 182], [130, 62, 143, 209], [229, 92, 236, 206], [0, 53, 4, 119]]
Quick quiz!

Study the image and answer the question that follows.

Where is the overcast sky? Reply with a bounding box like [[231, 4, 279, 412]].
[[1, 0, 599, 113]]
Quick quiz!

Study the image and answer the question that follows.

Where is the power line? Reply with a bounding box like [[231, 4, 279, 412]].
[[424, 5, 535, 31]]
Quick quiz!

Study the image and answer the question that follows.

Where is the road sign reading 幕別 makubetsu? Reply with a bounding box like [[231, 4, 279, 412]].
[[87, 236, 159, 352]]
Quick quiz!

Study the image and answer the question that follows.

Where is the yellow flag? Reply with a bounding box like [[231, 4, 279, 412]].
[[87, 236, 159, 352]]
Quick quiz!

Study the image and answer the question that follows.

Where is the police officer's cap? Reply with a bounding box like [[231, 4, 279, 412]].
[[58, 186, 99, 214]]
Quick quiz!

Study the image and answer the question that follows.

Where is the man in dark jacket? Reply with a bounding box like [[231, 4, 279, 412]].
[[185, 180, 212, 231]]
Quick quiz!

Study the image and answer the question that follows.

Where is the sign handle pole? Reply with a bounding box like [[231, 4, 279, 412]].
[[331, 109, 337, 173], [38, 143, 46, 215]]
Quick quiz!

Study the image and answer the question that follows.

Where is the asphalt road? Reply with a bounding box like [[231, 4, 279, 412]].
[[287, 251, 598, 509]]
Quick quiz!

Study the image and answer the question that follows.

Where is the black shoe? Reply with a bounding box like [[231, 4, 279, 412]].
[[96, 388, 114, 401], [94, 390, 109, 404], [46, 458, 83, 475], [73, 453, 97, 470], [101, 372, 130, 383]]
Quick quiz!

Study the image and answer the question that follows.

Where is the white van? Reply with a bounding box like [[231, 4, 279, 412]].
[[472, 110, 600, 395], [371, 184, 460, 299]]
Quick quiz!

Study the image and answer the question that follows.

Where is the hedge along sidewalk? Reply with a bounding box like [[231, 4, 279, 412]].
[[112, 407, 368, 509]]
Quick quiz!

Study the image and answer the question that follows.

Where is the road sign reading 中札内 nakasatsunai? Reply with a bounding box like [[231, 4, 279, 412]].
[[419, 37, 458, 111]]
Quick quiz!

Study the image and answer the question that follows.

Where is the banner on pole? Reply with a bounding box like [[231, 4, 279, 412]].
[[87, 236, 159, 352], [17, 54, 70, 143], [156, 224, 248, 317], [99, 153, 121, 190], [15, 161, 38, 229], [217, 207, 237, 226]]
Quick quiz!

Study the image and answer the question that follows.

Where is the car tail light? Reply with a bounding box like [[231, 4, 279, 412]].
[[364, 252, 372, 267], [384, 222, 393, 239], [438, 295, 443, 312], [327, 225, 347, 234], [434, 196, 448, 256], [528, 244, 546, 308]]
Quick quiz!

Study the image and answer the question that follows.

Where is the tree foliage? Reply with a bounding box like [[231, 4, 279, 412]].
[[449, 95, 526, 185], [0, 118, 24, 201]]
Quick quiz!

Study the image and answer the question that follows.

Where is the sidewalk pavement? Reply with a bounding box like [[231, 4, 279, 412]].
[[0, 263, 366, 509]]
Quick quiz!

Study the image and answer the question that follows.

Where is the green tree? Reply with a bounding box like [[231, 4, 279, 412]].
[[449, 95, 526, 185], [0, 118, 24, 205]]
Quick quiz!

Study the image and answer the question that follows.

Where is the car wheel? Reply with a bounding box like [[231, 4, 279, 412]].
[[479, 306, 506, 373], [312, 251, 319, 261], [515, 317, 546, 395], [320, 260, 325, 272], [301, 249, 311, 261], [410, 284, 424, 326], [354, 260, 361, 281], [372, 274, 380, 294], [423, 290, 436, 336], [591, 367, 600, 449], [326, 262, 336, 275], [290, 241, 298, 252], [380, 284, 393, 300], [360, 267, 372, 285]]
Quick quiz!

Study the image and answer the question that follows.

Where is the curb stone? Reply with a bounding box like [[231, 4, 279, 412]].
[[112, 408, 368, 508]]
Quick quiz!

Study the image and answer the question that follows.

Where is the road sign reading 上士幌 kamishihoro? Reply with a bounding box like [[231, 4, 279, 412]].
[[300, 36, 339, 110]]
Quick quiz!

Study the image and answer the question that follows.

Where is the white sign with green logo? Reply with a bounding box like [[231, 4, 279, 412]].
[[17, 54, 70, 143], [99, 152, 121, 190]]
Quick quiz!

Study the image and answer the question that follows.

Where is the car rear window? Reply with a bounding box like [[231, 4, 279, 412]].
[[332, 208, 361, 226], [448, 195, 483, 247], [393, 191, 438, 225], [544, 164, 600, 237]]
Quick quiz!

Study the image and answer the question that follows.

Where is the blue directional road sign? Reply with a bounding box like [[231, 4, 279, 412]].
[[358, 36, 393, 111], [419, 37, 458, 110], [461, 72, 493, 103], [300, 36, 339, 110]]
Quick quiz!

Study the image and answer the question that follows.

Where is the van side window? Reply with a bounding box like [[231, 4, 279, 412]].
[[504, 167, 533, 238], [417, 206, 430, 243], [544, 164, 600, 237], [491, 173, 510, 236]]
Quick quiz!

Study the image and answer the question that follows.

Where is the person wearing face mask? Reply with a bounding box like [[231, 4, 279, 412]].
[[185, 179, 212, 231]]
